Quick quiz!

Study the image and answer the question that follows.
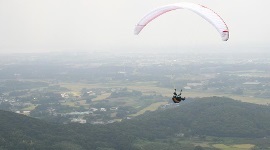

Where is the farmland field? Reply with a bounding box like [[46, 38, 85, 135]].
[[59, 81, 270, 105], [130, 102, 168, 117], [212, 144, 254, 150]]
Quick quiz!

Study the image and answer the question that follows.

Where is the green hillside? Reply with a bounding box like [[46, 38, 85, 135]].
[[1, 97, 270, 150], [0, 110, 136, 150], [131, 97, 270, 138]]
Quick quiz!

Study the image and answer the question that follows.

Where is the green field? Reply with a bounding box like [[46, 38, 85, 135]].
[[130, 102, 168, 117], [92, 93, 111, 101], [134, 137, 258, 150], [59, 81, 270, 105], [212, 144, 254, 150], [56, 81, 270, 121]]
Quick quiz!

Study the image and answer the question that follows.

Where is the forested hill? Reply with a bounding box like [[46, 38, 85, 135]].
[[1, 97, 270, 150], [128, 97, 270, 138], [0, 110, 75, 149]]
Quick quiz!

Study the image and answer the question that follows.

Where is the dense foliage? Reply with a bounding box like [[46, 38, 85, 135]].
[[1, 97, 270, 150], [133, 97, 270, 138]]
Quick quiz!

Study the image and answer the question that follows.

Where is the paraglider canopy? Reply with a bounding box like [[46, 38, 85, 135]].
[[134, 2, 229, 41]]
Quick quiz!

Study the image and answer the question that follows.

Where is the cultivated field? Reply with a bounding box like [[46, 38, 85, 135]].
[[60, 81, 270, 105], [212, 144, 254, 150]]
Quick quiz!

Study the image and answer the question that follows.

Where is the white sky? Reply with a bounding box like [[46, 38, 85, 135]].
[[0, 0, 269, 53]]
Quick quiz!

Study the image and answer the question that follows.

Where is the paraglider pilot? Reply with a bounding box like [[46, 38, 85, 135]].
[[172, 89, 185, 103]]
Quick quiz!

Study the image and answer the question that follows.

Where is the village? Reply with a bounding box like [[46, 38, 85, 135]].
[[0, 85, 167, 124]]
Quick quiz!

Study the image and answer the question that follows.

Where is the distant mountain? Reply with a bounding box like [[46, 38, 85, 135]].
[[1, 97, 270, 150]]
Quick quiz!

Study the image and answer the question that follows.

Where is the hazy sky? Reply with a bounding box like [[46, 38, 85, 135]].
[[0, 0, 269, 53]]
